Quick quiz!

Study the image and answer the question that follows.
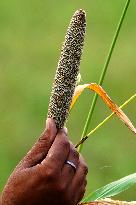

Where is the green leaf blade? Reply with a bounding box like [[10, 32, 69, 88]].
[[82, 173, 136, 203]]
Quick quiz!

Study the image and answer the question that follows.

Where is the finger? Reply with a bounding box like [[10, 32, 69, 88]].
[[19, 118, 57, 168], [61, 143, 79, 184], [75, 182, 87, 205], [71, 155, 88, 191], [40, 128, 70, 173]]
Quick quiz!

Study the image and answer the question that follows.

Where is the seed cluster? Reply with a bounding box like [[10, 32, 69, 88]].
[[48, 9, 86, 128]]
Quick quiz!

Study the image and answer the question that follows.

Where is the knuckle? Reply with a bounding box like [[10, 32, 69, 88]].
[[71, 148, 79, 160], [81, 162, 88, 175], [37, 131, 53, 151], [45, 167, 58, 181], [60, 139, 70, 150], [38, 129, 50, 142], [34, 165, 46, 180], [36, 164, 59, 183], [79, 155, 88, 174]]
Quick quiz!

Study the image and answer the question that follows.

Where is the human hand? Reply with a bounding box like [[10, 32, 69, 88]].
[[2, 118, 88, 205]]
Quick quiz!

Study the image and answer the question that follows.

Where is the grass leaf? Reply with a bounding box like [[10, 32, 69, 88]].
[[82, 173, 136, 203]]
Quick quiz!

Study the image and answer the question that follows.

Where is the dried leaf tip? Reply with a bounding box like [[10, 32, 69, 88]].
[[48, 9, 86, 128]]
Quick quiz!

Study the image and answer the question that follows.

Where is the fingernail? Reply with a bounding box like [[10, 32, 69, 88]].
[[63, 127, 68, 134], [45, 118, 57, 136], [46, 118, 51, 130], [59, 127, 68, 135]]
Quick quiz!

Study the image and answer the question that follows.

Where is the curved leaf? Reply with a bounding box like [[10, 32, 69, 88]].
[[82, 173, 136, 203], [70, 83, 136, 134]]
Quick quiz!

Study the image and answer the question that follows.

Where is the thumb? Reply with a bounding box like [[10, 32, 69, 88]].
[[19, 118, 57, 168]]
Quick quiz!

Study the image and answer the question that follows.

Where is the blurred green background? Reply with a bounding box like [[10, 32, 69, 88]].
[[0, 0, 136, 201]]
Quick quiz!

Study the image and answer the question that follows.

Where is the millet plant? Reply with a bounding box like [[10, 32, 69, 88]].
[[47, 0, 136, 204]]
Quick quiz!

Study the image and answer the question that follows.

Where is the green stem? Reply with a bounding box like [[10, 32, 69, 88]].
[[78, 0, 130, 153], [75, 93, 136, 148]]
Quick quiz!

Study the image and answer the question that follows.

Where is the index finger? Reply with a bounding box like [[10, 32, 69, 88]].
[[40, 128, 70, 172]]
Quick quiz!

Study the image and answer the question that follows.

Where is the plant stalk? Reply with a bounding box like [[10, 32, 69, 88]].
[[78, 0, 130, 152]]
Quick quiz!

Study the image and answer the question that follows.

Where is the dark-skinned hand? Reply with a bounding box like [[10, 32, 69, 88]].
[[2, 118, 88, 205]]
